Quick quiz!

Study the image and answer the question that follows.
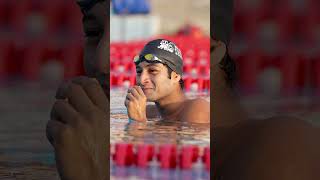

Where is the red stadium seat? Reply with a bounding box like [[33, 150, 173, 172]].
[[41, 0, 65, 35], [236, 49, 264, 94], [0, 1, 6, 25], [233, 0, 271, 38], [184, 76, 204, 92], [0, 40, 14, 79], [21, 39, 48, 80], [302, 10, 320, 44], [311, 53, 320, 95], [110, 60, 120, 70], [63, 0, 83, 36], [0, 1, 14, 27], [124, 62, 135, 73], [21, 38, 83, 80], [10, 0, 30, 33], [198, 65, 210, 77], [60, 42, 84, 78], [277, 50, 303, 95], [110, 73, 118, 87], [10, 0, 65, 36], [116, 74, 136, 87]]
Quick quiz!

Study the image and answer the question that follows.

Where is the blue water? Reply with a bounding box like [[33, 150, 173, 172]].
[[111, 165, 210, 180]]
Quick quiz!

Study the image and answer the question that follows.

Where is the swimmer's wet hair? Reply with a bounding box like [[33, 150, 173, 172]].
[[219, 49, 237, 88]]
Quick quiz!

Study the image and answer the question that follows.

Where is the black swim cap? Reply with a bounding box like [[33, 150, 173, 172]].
[[137, 39, 184, 75]]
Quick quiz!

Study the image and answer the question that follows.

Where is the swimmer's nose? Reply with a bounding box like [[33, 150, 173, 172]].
[[139, 71, 151, 85]]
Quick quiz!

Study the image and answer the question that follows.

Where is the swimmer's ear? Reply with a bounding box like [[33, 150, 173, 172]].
[[211, 38, 227, 66], [171, 71, 181, 82]]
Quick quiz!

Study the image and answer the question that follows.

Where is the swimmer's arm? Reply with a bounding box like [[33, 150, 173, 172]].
[[182, 99, 210, 123], [146, 104, 159, 119]]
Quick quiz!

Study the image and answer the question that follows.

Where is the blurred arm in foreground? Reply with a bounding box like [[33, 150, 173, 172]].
[[46, 1, 110, 180]]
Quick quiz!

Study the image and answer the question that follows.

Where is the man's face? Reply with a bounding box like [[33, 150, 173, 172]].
[[136, 61, 177, 101]]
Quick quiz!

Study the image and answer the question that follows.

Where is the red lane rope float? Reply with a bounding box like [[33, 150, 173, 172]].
[[110, 143, 210, 171], [112, 143, 135, 166], [157, 144, 177, 169], [180, 145, 199, 169], [136, 144, 155, 167]]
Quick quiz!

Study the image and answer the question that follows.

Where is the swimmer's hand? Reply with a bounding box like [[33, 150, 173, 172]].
[[124, 86, 147, 122], [211, 39, 227, 67], [46, 77, 109, 180]]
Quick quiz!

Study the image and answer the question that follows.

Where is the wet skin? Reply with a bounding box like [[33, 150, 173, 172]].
[[212, 39, 320, 180]]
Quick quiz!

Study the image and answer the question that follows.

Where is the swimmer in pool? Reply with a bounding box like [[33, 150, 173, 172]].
[[124, 39, 210, 123], [212, 8, 320, 178]]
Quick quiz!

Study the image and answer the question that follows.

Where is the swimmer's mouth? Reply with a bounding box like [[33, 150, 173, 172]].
[[142, 87, 154, 91], [142, 88, 153, 90], [138, 84, 153, 89]]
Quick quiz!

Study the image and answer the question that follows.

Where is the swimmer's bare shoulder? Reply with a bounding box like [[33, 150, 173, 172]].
[[182, 98, 210, 123], [254, 116, 320, 179], [218, 116, 320, 179]]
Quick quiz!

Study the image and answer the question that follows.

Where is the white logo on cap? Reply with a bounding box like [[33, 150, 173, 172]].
[[174, 45, 182, 59], [157, 40, 183, 59]]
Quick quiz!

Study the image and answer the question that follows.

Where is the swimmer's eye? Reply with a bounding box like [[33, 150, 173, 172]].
[[136, 70, 142, 74], [149, 69, 159, 74]]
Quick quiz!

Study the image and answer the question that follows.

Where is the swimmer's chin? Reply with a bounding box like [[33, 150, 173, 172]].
[[146, 96, 157, 102], [142, 88, 154, 94], [143, 91, 156, 101]]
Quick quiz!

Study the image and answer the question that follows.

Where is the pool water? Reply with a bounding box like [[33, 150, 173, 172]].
[[0, 81, 210, 179], [110, 88, 210, 145], [110, 88, 211, 179], [110, 164, 210, 180], [2, 82, 318, 179]]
